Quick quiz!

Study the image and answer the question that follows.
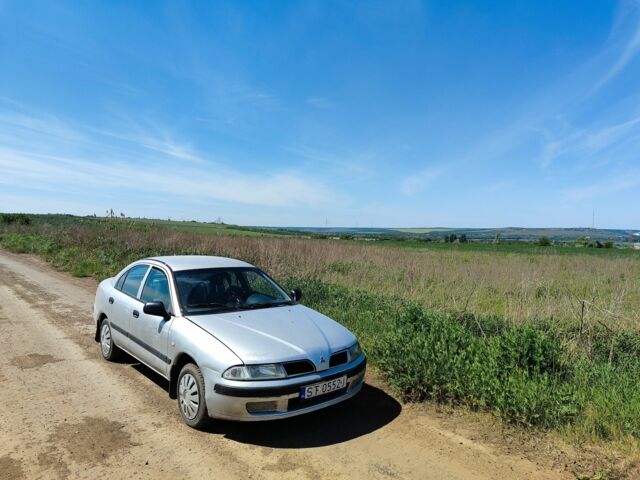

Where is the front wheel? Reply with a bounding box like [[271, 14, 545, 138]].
[[177, 363, 210, 428], [99, 320, 121, 361]]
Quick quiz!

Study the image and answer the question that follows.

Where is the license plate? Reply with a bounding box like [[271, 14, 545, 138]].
[[300, 375, 347, 400]]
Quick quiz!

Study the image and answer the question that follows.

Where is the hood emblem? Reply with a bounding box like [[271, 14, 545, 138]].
[[320, 355, 327, 364]]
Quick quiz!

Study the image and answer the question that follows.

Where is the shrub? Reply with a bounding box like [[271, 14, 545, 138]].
[[0, 213, 31, 225], [538, 236, 551, 246]]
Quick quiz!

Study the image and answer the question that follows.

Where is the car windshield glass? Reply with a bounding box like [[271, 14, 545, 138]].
[[174, 267, 292, 315]]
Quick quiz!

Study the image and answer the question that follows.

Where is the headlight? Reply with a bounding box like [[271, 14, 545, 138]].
[[222, 363, 287, 381], [348, 341, 362, 362]]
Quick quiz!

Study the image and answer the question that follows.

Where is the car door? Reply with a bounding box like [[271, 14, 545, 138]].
[[110, 264, 149, 352], [133, 266, 173, 376]]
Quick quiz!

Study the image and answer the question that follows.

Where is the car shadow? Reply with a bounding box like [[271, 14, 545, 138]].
[[117, 352, 171, 391], [119, 353, 402, 448], [204, 383, 401, 448]]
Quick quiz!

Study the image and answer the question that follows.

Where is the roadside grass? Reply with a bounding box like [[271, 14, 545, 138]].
[[1, 220, 639, 449], [296, 279, 640, 445]]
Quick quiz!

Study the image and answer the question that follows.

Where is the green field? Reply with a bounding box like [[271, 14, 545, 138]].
[[133, 219, 284, 237], [2, 213, 639, 456]]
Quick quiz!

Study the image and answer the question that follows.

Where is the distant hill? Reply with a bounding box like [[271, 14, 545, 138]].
[[258, 226, 636, 242], [5, 213, 637, 243]]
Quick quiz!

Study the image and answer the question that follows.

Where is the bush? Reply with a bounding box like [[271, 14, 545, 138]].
[[293, 277, 640, 437], [0, 213, 31, 225], [538, 236, 551, 246]]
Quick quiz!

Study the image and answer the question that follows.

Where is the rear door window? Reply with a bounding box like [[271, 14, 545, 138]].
[[119, 265, 149, 298], [115, 272, 127, 290]]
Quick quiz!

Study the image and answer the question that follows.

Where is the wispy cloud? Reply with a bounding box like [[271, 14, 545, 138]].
[[401, 165, 447, 196], [0, 145, 337, 208], [539, 114, 640, 168], [305, 96, 334, 109], [562, 170, 640, 201], [0, 101, 85, 144], [590, 0, 640, 94], [0, 100, 213, 166], [484, 179, 516, 193], [285, 145, 374, 180], [0, 104, 341, 209]]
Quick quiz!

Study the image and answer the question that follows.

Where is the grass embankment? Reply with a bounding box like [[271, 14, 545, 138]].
[[1, 219, 639, 448]]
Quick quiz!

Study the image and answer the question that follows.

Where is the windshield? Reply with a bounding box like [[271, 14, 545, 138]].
[[174, 267, 292, 315]]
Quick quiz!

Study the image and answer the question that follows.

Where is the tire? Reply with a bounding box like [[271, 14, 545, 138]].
[[99, 320, 122, 361], [177, 363, 210, 429]]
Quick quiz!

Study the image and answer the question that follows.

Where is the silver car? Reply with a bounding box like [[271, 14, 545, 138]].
[[93, 255, 366, 427]]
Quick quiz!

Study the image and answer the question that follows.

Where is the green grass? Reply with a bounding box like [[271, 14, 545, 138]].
[[295, 279, 640, 438], [373, 238, 640, 257], [1, 217, 639, 449], [130, 218, 283, 237]]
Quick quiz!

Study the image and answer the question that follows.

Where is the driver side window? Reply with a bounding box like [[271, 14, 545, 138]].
[[245, 271, 281, 298], [140, 267, 171, 311]]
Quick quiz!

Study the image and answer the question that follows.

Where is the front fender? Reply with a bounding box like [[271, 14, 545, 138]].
[[168, 316, 243, 382]]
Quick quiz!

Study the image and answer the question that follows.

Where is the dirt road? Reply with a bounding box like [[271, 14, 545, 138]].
[[0, 250, 571, 480]]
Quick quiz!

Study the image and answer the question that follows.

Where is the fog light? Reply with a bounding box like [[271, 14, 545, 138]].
[[246, 401, 278, 413]]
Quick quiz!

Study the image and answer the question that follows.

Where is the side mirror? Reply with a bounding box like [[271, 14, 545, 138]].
[[143, 301, 171, 320], [291, 288, 302, 302]]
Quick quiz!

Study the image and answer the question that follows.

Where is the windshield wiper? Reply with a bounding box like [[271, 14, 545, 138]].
[[240, 301, 293, 310], [186, 302, 235, 310]]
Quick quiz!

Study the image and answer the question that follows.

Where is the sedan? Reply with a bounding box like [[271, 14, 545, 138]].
[[93, 255, 366, 427]]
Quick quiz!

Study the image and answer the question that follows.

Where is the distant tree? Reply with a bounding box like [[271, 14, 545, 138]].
[[0, 213, 31, 225], [459, 233, 468, 243], [604, 241, 614, 249], [538, 236, 551, 247], [120, 212, 125, 218], [493, 233, 502, 244]]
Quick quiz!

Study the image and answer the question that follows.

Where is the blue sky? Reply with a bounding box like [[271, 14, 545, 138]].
[[1, 1, 639, 228]]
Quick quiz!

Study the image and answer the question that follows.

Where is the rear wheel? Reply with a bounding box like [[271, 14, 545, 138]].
[[99, 320, 121, 361], [177, 363, 210, 428]]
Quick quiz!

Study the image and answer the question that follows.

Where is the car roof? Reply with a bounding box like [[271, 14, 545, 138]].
[[146, 255, 255, 271]]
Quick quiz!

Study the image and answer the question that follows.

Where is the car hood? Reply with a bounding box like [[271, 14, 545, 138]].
[[185, 304, 356, 370]]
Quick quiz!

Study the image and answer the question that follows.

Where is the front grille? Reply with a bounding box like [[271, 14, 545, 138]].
[[329, 350, 348, 368], [283, 360, 315, 377]]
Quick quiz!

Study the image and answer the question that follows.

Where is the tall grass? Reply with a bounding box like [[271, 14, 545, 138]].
[[3, 219, 639, 330], [1, 219, 639, 445]]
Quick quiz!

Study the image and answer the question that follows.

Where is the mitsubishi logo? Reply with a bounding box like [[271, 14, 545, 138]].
[[320, 355, 326, 364]]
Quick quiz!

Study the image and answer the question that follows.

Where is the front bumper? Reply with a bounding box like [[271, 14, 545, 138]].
[[204, 356, 366, 421]]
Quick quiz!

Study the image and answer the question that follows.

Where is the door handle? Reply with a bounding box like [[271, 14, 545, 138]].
[[108, 297, 114, 304], [132, 310, 139, 318]]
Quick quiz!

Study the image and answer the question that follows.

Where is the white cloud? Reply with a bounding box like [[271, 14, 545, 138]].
[[562, 170, 640, 201], [285, 145, 373, 180], [590, 0, 640, 93], [0, 104, 342, 210], [539, 115, 640, 168], [400, 165, 447, 196], [0, 146, 337, 208], [305, 97, 334, 109]]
